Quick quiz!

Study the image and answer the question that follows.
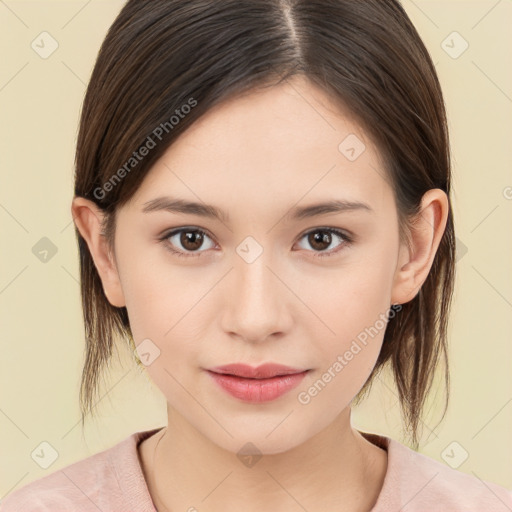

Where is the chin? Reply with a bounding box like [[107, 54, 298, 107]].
[[193, 417, 319, 457]]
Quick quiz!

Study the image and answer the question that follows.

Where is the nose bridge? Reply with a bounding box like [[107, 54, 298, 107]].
[[223, 242, 289, 341]]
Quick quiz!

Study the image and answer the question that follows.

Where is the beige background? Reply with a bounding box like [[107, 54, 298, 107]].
[[1, 0, 511, 500]]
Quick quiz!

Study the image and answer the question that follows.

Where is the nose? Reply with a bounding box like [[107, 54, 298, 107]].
[[220, 249, 293, 344]]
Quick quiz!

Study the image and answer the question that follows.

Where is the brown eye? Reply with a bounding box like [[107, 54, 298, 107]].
[[161, 228, 216, 257], [296, 228, 352, 258], [179, 230, 205, 251], [308, 231, 332, 251]]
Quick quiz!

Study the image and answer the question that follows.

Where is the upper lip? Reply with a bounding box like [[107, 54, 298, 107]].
[[208, 363, 309, 379]]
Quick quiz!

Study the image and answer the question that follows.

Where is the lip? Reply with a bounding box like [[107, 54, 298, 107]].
[[208, 363, 308, 379], [205, 363, 310, 403]]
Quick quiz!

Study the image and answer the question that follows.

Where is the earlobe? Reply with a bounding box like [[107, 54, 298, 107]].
[[391, 189, 449, 305], [71, 197, 126, 308]]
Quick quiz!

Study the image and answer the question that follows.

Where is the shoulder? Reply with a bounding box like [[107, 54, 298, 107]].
[[0, 428, 161, 512], [0, 443, 119, 511], [370, 432, 512, 512]]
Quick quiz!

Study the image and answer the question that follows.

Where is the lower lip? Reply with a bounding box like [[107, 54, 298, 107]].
[[206, 370, 309, 403]]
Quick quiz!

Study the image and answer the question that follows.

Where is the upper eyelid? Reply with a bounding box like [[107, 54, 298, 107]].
[[164, 226, 217, 244]]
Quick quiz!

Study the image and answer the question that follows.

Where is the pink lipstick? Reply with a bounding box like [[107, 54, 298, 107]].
[[206, 363, 309, 402]]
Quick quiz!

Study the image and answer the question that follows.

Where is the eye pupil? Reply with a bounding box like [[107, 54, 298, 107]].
[[181, 230, 204, 250], [309, 231, 331, 251]]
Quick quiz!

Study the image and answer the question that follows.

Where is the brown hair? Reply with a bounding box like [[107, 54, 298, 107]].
[[73, 0, 455, 449]]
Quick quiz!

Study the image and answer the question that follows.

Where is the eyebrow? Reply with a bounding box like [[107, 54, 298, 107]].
[[141, 196, 374, 223]]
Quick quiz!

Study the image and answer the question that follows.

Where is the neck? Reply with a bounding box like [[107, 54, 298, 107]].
[[139, 406, 388, 512]]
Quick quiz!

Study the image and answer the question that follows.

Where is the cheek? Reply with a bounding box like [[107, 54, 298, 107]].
[[309, 295, 388, 409], [118, 243, 205, 338], [119, 254, 213, 375], [311, 255, 394, 386], [320, 261, 393, 338]]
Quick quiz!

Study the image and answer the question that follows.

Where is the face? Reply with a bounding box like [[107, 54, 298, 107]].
[[78, 76, 425, 455]]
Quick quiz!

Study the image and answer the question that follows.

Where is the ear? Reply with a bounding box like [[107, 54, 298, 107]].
[[71, 196, 126, 308], [391, 188, 449, 305]]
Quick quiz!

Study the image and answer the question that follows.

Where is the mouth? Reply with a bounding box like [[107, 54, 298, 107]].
[[204, 364, 311, 403]]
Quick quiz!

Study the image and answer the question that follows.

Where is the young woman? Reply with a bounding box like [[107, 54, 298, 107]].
[[2, 1, 511, 511]]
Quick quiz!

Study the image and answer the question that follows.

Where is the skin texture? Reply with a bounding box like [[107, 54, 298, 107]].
[[72, 76, 449, 512]]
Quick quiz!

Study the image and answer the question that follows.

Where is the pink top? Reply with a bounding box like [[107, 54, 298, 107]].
[[1, 427, 511, 511]]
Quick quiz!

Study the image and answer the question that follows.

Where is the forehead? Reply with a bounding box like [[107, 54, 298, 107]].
[[128, 77, 393, 219]]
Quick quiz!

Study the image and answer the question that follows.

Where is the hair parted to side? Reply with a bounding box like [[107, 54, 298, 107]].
[[73, 0, 455, 449]]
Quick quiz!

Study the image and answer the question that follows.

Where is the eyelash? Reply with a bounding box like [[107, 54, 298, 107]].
[[158, 227, 353, 260]]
